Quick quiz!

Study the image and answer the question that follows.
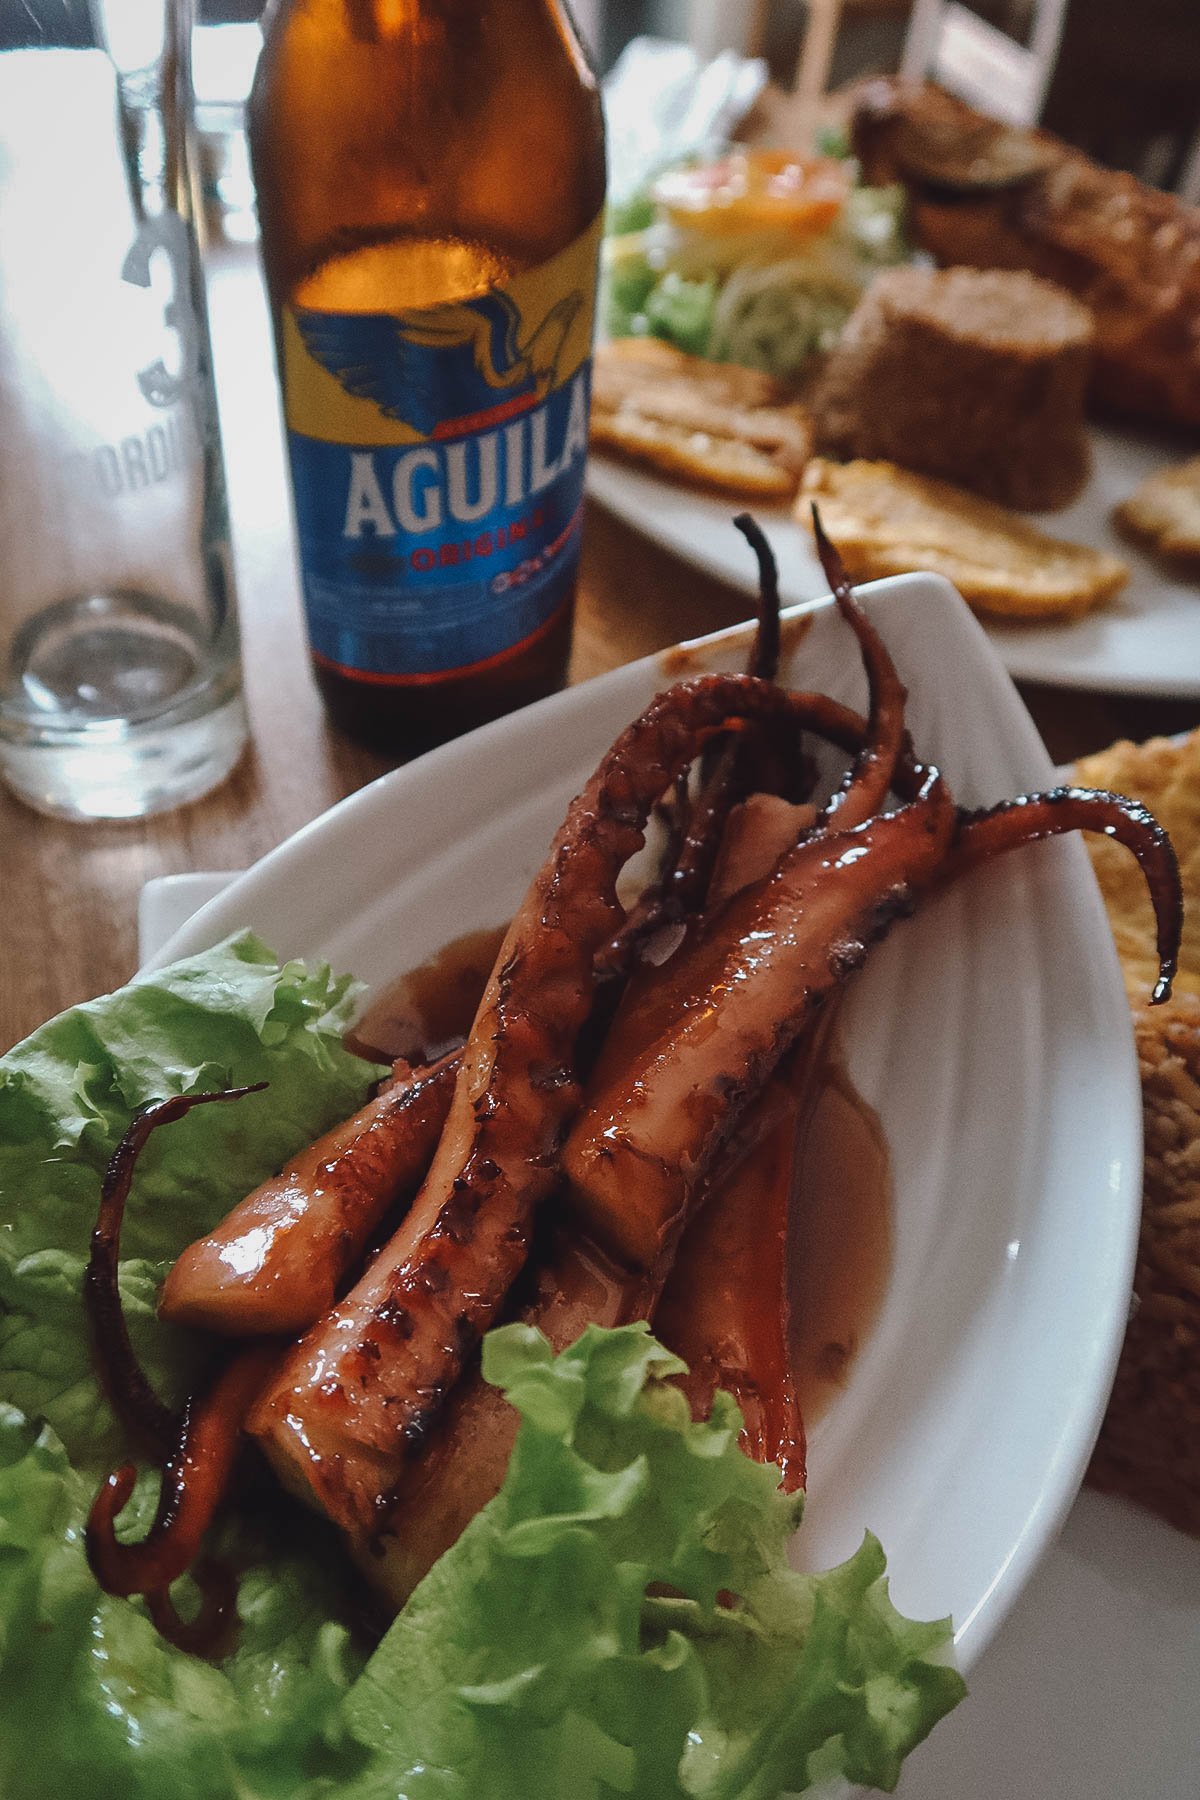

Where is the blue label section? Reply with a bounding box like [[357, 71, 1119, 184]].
[[288, 362, 591, 680], [294, 293, 543, 438]]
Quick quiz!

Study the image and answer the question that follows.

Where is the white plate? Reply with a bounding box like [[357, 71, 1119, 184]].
[[587, 423, 1200, 699], [147, 571, 1141, 1675]]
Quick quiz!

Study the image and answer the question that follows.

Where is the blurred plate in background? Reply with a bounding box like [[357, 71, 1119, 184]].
[[588, 421, 1200, 699]]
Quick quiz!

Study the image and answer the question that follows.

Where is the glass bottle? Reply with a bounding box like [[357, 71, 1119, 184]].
[[248, 0, 606, 753]]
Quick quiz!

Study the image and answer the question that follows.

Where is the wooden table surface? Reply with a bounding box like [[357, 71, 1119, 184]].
[[3, 244, 1197, 1055]]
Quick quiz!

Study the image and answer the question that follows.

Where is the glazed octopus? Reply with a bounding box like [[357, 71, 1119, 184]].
[[84, 518, 1184, 1646], [247, 671, 922, 1535]]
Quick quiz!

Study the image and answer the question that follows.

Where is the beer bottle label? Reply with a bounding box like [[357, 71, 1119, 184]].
[[281, 216, 602, 687]]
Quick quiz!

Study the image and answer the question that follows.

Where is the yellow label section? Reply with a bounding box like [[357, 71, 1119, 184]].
[[283, 211, 603, 448]]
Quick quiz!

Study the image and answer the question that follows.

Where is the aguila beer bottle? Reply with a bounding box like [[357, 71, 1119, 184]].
[[248, 0, 605, 751]]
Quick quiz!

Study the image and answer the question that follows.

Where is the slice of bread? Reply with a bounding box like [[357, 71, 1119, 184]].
[[799, 456, 1127, 619], [590, 338, 812, 499], [810, 265, 1093, 511], [1115, 457, 1200, 564]]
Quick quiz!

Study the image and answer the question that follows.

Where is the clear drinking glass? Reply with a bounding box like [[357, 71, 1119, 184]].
[[0, 0, 247, 820]]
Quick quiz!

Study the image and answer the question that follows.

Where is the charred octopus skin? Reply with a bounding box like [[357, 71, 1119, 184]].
[[244, 672, 922, 1538], [159, 1051, 460, 1338], [83, 522, 1184, 1646], [561, 775, 954, 1274]]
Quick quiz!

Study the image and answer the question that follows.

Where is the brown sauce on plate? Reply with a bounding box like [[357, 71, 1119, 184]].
[[789, 1052, 892, 1425], [346, 924, 509, 1063], [657, 611, 814, 682]]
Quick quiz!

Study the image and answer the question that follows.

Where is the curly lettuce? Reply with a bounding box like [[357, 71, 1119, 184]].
[[0, 934, 387, 1797], [342, 1324, 966, 1799], [0, 1405, 360, 1800], [0, 931, 385, 1465]]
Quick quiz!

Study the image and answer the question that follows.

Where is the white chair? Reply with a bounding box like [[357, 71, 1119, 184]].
[[900, 0, 1069, 127]]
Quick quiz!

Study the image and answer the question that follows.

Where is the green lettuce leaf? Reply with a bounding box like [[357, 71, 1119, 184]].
[[607, 188, 656, 236], [0, 935, 385, 1797], [342, 1323, 965, 1798], [0, 1403, 360, 1800], [0, 931, 384, 1466], [642, 270, 719, 356], [603, 242, 659, 339]]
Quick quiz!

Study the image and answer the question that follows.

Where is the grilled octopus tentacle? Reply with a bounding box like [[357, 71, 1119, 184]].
[[735, 512, 783, 685], [944, 786, 1182, 1003], [160, 1051, 460, 1337], [811, 506, 909, 829], [650, 1028, 832, 1497], [700, 513, 915, 903], [84, 1086, 267, 1456], [86, 1344, 278, 1652], [604, 514, 908, 975], [563, 767, 956, 1271], [145, 1559, 239, 1659], [601, 517, 787, 973], [678, 510, 913, 920], [247, 674, 912, 1537], [367, 1230, 663, 1604]]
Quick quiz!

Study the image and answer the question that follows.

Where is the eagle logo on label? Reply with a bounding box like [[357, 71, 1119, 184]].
[[295, 287, 583, 438]]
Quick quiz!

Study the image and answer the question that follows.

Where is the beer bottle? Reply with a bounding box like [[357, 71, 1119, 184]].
[[248, 0, 606, 752]]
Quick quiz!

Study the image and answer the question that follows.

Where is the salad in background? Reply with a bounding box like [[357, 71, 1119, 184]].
[[604, 143, 908, 383], [0, 935, 964, 1798]]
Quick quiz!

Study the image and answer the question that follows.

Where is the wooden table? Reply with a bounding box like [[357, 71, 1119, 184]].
[[2, 244, 1197, 1055]]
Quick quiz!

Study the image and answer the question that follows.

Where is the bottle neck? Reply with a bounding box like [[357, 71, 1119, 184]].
[[251, 0, 605, 294]]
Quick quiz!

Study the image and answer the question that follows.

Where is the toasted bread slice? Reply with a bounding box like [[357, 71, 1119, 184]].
[[799, 457, 1127, 620], [1115, 458, 1200, 564], [590, 338, 812, 499], [590, 410, 804, 498]]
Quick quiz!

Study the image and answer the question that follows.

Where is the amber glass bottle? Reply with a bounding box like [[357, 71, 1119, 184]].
[[248, 0, 606, 752]]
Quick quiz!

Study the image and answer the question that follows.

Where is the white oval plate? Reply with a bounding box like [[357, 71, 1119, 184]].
[[149, 571, 1141, 1673], [588, 423, 1200, 699]]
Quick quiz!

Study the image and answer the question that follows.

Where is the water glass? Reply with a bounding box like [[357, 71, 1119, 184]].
[[0, 0, 246, 819]]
